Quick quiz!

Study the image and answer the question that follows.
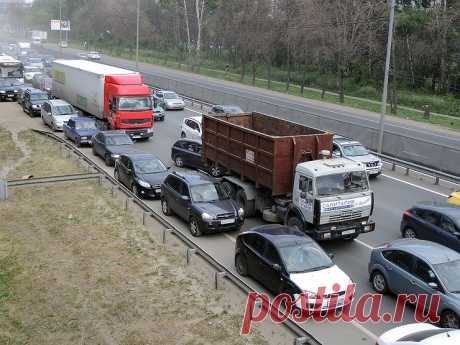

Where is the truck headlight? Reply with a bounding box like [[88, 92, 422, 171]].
[[237, 208, 245, 219], [137, 180, 151, 188], [202, 213, 213, 222], [147, 127, 153, 133]]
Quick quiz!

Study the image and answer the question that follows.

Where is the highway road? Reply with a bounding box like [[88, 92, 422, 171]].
[[1, 97, 458, 345]]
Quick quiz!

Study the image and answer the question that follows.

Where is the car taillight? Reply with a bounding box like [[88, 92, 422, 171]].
[[403, 209, 412, 217]]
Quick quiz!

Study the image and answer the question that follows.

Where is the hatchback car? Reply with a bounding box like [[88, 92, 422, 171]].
[[401, 202, 460, 252], [209, 105, 244, 114], [161, 172, 244, 237], [91, 131, 139, 166], [171, 139, 205, 170], [333, 135, 382, 177], [22, 88, 49, 116], [376, 323, 460, 345], [180, 116, 202, 140], [369, 239, 460, 328], [41, 99, 79, 131], [235, 225, 353, 311], [63, 117, 99, 146], [115, 153, 169, 198]]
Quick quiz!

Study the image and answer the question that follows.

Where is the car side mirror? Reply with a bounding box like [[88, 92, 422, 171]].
[[428, 282, 439, 290], [272, 263, 281, 271], [181, 195, 190, 201]]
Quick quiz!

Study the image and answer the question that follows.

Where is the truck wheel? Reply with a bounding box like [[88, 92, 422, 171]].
[[236, 189, 255, 217], [235, 254, 248, 277], [210, 165, 222, 177], [287, 216, 303, 232], [174, 156, 184, 167]]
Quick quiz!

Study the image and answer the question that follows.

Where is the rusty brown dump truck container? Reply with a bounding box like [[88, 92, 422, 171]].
[[202, 112, 334, 196]]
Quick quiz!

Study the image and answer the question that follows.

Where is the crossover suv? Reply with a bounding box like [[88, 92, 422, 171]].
[[161, 172, 244, 236], [115, 153, 169, 198], [0, 79, 22, 102], [333, 135, 382, 177], [401, 201, 460, 252], [22, 88, 49, 117], [180, 116, 202, 140], [41, 99, 79, 131]]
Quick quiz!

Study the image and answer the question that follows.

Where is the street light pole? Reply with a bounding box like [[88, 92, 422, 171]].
[[377, 0, 396, 153], [59, 0, 62, 54], [136, 0, 140, 70]]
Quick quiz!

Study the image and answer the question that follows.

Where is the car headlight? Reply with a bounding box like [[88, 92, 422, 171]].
[[13, 90, 18, 93], [202, 213, 213, 222], [111, 153, 120, 159], [137, 180, 151, 188], [238, 208, 244, 219], [0, 90, 5, 94]]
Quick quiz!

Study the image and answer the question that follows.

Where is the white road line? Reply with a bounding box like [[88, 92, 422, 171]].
[[224, 233, 236, 243], [351, 320, 379, 342], [354, 239, 375, 250], [381, 174, 450, 197]]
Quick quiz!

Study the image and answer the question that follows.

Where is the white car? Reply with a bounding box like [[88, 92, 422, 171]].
[[181, 116, 202, 141], [333, 135, 383, 177], [162, 91, 185, 110], [41, 99, 79, 131], [377, 323, 460, 345], [86, 51, 101, 60], [23, 66, 43, 83]]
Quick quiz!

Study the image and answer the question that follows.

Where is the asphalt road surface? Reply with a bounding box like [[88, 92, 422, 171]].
[[2, 97, 458, 345]]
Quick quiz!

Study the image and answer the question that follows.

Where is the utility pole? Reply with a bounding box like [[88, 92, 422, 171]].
[[136, 0, 140, 70], [59, 0, 62, 54], [377, 0, 396, 153]]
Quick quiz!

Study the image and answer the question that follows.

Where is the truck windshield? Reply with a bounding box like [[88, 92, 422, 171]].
[[190, 183, 229, 202], [316, 171, 369, 196], [342, 144, 369, 157], [118, 97, 152, 111]]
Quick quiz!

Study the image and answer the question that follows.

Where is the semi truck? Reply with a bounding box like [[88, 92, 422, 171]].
[[202, 112, 375, 241], [52, 60, 153, 139]]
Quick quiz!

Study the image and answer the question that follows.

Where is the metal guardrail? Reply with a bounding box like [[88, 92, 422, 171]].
[[7, 173, 101, 186], [31, 129, 320, 345]]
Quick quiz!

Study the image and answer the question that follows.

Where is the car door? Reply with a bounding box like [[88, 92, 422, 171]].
[[66, 119, 75, 139], [417, 210, 441, 242], [411, 257, 443, 299], [117, 156, 130, 186], [260, 242, 285, 294], [189, 143, 204, 169], [243, 234, 267, 284], [175, 180, 191, 220], [438, 216, 460, 252], [93, 133, 105, 157], [189, 120, 201, 140], [182, 141, 196, 167], [381, 249, 416, 294]]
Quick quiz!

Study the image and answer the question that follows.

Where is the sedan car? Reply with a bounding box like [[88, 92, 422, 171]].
[[333, 135, 382, 177], [209, 105, 244, 114], [376, 323, 460, 345], [235, 225, 353, 312], [180, 116, 202, 140], [63, 117, 99, 146], [115, 153, 169, 198], [91, 131, 139, 166], [162, 91, 185, 110], [161, 171, 244, 237], [171, 139, 205, 170], [41, 99, 79, 131], [369, 239, 460, 328], [401, 202, 460, 252]]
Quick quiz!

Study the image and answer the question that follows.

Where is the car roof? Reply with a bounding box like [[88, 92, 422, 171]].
[[101, 130, 128, 136], [186, 116, 202, 123], [48, 99, 71, 106], [123, 153, 160, 161], [414, 201, 460, 221], [171, 171, 216, 185], [27, 88, 47, 94], [387, 239, 460, 265], [243, 225, 314, 248], [333, 135, 361, 146]]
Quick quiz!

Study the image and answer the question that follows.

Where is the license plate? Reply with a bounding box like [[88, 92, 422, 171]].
[[132, 135, 141, 139], [221, 218, 235, 225], [81, 136, 88, 140], [7, 94, 13, 97], [369, 169, 379, 174], [155, 189, 161, 193], [342, 229, 356, 235]]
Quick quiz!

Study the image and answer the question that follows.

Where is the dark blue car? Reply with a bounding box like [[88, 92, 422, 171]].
[[63, 117, 99, 147], [401, 201, 460, 252]]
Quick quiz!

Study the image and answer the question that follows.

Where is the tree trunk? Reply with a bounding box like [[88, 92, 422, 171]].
[[183, 0, 191, 56], [267, 61, 272, 89], [240, 57, 246, 82], [252, 61, 256, 86], [286, 51, 291, 91], [337, 67, 345, 103], [406, 36, 415, 89]]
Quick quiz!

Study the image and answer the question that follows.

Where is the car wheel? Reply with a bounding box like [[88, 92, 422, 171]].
[[174, 156, 184, 168], [104, 154, 112, 166], [236, 189, 256, 217], [371, 270, 388, 294], [181, 132, 186, 138], [189, 217, 203, 237], [114, 168, 119, 181], [161, 198, 172, 216], [440, 310, 459, 329], [132, 184, 141, 198], [76, 138, 82, 147], [92, 145, 97, 156], [52, 122, 57, 131], [235, 253, 248, 277], [287, 216, 303, 232], [403, 227, 417, 239]]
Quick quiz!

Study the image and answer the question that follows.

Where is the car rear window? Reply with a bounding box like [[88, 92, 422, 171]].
[[398, 329, 453, 342]]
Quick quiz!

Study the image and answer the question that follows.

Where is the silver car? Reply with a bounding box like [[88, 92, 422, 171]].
[[162, 91, 185, 110], [333, 135, 382, 177], [369, 239, 460, 329], [41, 99, 79, 131]]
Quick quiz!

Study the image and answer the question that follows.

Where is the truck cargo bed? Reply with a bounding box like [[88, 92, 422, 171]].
[[202, 112, 333, 196]]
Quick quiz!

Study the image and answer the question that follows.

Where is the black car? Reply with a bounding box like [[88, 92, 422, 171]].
[[91, 131, 139, 166], [22, 88, 49, 116], [171, 139, 205, 170], [161, 171, 244, 237], [401, 201, 460, 252], [115, 153, 169, 198], [0, 78, 22, 102], [209, 105, 244, 114]]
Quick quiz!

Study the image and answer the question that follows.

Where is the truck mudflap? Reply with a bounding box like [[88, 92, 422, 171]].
[[125, 128, 153, 139], [312, 219, 375, 241]]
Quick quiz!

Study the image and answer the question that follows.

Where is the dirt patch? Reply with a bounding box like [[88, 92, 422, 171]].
[[0, 182, 270, 345], [0, 127, 24, 178]]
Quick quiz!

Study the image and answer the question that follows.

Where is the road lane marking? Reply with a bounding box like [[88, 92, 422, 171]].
[[381, 174, 450, 197], [354, 239, 375, 250], [224, 233, 236, 243]]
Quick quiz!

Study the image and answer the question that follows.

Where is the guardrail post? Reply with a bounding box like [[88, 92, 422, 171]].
[[142, 211, 149, 225], [294, 337, 312, 345], [434, 176, 440, 185], [0, 180, 7, 201], [214, 271, 227, 290], [186, 248, 197, 265], [405, 167, 410, 176], [162, 228, 173, 244], [124, 198, 130, 211], [111, 185, 115, 197], [392, 162, 396, 171]]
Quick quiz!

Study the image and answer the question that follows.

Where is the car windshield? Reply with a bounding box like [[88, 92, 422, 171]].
[[342, 144, 369, 157], [190, 183, 229, 202], [134, 158, 166, 174], [279, 241, 333, 274], [434, 259, 460, 293], [105, 135, 133, 146], [163, 92, 178, 100], [30, 93, 48, 101], [316, 171, 369, 196], [55, 105, 75, 115], [28, 58, 41, 63], [75, 121, 96, 129], [24, 66, 40, 72], [118, 96, 152, 111], [222, 106, 243, 113]]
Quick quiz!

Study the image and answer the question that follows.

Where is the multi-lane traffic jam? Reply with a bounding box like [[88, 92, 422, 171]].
[[2, 41, 460, 345]]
